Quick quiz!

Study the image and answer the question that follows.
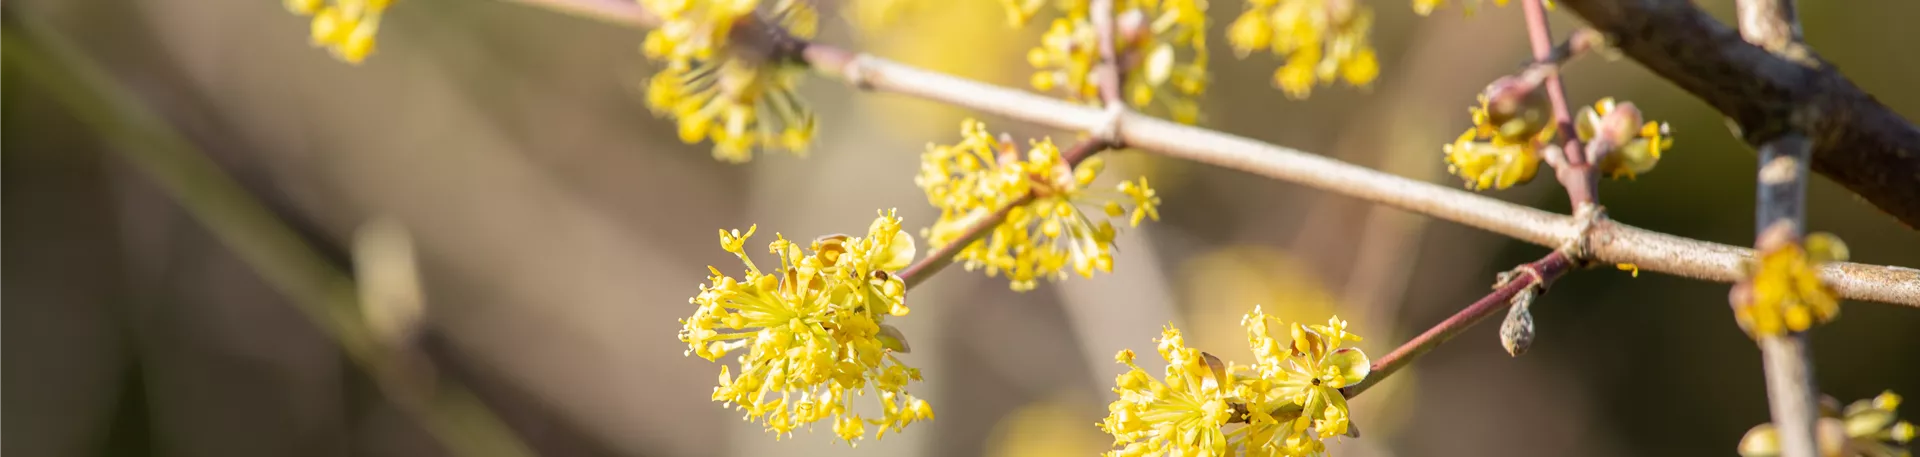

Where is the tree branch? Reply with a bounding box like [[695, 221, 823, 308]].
[[1732, 0, 1821, 450], [897, 138, 1112, 288], [1521, 0, 1600, 209], [1559, 0, 1920, 228], [1090, 0, 1127, 109], [1736, 0, 1801, 54], [495, 0, 1920, 308], [1342, 252, 1575, 398]]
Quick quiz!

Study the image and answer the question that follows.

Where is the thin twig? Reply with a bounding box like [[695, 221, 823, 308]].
[[494, 0, 1920, 308], [1749, 134, 1822, 457], [1090, 0, 1127, 109], [1520, 0, 1599, 210], [5, 28, 535, 457], [897, 138, 1113, 288], [1341, 252, 1575, 398]]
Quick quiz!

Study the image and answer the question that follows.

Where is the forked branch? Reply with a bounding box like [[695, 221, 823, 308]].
[[495, 0, 1920, 308]]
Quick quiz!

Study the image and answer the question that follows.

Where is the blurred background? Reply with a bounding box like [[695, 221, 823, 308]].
[[5, 0, 1919, 455]]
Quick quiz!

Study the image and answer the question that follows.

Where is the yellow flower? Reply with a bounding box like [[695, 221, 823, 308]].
[[1739, 390, 1914, 457], [679, 210, 933, 442], [639, 0, 761, 64], [1024, 0, 1210, 123], [1443, 94, 1554, 190], [1099, 308, 1370, 456], [1734, 233, 1848, 338], [1244, 308, 1369, 442], [1100, 327, 1240, 456], [1576, 97, 1673, 180], [288, 0, 394, 64], [916, 119, 1162, 291], [641, 0, 819, 162], [1228, 0, 1379, 99]]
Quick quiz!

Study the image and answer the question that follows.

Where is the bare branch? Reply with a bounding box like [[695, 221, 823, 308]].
[[1733, 0, 1822, 449], [1751, 134, 1822, 457], [497, 0, 1920, 308], [1090, 0, 1126, 109], [1343, 252, 1576, 398], [1560, 0, 1920, 228], [1521, 0, 1600, 209]]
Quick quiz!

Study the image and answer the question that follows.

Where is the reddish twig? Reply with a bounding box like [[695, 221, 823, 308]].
[[1520, 0, 1599, 210], [897, 138, 1112, 288], [1341, 252, 1575, 398]]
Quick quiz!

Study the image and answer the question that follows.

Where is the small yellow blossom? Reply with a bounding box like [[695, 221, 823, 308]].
[[1023, 0, 1210, 123], [1228, 0, 1379, 99], [1576, 98, 1673, 179], [641, 0, 819, 162], [1099, 308, 1370, 456], [1739, 390, 1914, 457], [1444, 94, 1555, 190], [679, 210, 933, 442], [287, 0, 394, 64], [639, 0, 761, 64], [916, 119, 1161, 291], [1100, 328, 1240, 456], [1734, 232, 1848, 338], [1243, 308, 1370, 443]]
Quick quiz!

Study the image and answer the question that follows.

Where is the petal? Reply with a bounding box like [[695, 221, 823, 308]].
[[1327, 347, 1371, 386]]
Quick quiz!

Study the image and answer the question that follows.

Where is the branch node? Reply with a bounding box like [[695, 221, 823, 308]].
[[1091, 104, 1127, 148], [842, 53, 878, 91], [1557, 204, 1607, 268]]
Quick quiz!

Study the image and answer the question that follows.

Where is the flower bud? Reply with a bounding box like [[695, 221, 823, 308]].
[[1480, 69, 1553, 142]]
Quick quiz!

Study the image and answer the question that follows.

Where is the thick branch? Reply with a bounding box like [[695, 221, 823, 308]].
[[1735, 0, 1801, 53], [497, 0, 1920, 307], [1559, 0, 1920, 228]]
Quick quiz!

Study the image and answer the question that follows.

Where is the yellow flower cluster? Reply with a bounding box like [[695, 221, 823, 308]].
[[1444, 93, 1552, 190], [1739, 390, 1914, 457], [916, 120, 1161, 291], [1227, 0, 1380, 99], [1022, 0, 1210, 123], [678, 210, 934, 442], [1576, 98, 1673, 180], [641, 0, 819, 162], [286, 0, 392, 64], [1099, 307, 1369, 456], [1734, 233, 1848, 338]]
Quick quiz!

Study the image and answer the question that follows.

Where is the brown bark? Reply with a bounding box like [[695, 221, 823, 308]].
[[1561, 0, 1920, 228]]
